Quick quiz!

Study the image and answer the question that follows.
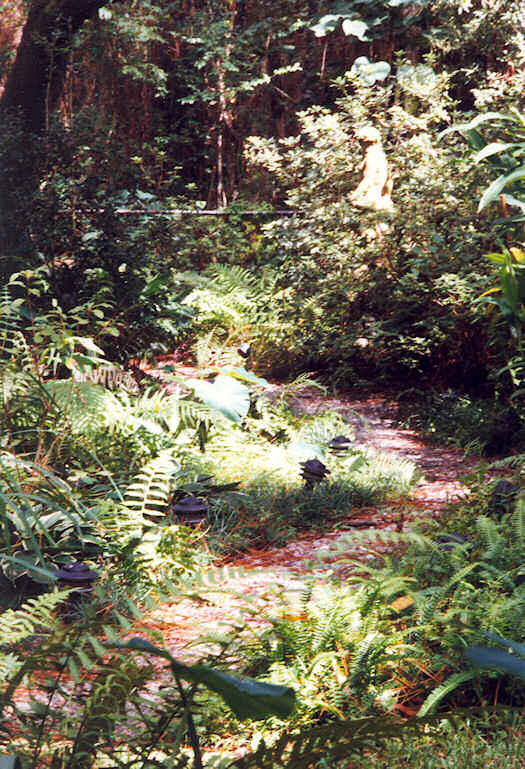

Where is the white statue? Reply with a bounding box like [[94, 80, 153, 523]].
[[350, 126, 393, 211]]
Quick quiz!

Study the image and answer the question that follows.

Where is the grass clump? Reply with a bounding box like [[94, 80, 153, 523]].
[[341, 714, 525, 769], [188, 399, 421, 552]]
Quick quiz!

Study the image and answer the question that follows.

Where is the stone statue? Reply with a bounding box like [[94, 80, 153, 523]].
[[349, 126, 393, 211]]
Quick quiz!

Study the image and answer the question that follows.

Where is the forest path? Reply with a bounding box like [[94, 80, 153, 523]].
[[145, 391, 482, 657]]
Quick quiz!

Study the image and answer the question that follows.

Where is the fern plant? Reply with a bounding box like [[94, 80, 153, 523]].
[[175, 264, 281, 365], [233, 581, 413, 726]]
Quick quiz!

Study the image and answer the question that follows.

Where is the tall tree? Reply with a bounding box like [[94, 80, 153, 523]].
[[0, 0, 109, 280]]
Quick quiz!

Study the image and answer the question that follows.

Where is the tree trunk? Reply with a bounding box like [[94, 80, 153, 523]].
[[0, 0, 108, 281]]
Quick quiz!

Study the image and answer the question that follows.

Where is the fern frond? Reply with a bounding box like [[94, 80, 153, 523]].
[[124, 450, 181, 517], [0, 286, 23, 360], [74, 365, 138, 391], [513, 498, 525, 547], [43, 380, 109, 436], [232, 710, 476, 769], [0, 651, 22, 681], [361, 449, 422, 487], [332, 528, 428, 556], [476, 515, 502, 556], [418, 670, 479, 716], [173, 396, 224, 432], [487, 454, 525, 471], [0, 590, 66, 645], [442, 563, 478, 596]]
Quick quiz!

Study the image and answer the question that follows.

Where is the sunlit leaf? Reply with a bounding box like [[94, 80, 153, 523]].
[[478, 166, 525, 211], [342, 19, 370, 40], [350, 57, 390, 85], [186, 375, 250, 423]]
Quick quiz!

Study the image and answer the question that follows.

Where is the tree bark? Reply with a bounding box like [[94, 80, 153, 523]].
[[1, 0, 108, 133], [0, 0, 109, 281]]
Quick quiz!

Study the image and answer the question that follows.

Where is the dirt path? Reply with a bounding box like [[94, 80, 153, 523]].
[[146, 393, 482, 657]]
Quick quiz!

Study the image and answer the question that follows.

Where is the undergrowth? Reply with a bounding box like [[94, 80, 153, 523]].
[[396, 389, 525, 456]]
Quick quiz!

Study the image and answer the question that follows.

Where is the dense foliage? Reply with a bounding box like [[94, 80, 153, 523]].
[[0, 0, 525, 765]]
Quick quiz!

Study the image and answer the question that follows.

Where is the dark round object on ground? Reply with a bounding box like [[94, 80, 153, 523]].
[[172, 496, 208, 526], [436, 534, 474, 551], [328, 435, 353, 452], [300, 458, 331, 487], [54, 561, 99, 586]]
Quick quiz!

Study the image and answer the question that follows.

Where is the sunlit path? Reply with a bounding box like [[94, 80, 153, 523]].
[[145, 392, 485, 659]]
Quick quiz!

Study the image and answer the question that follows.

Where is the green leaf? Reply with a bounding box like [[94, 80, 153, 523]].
[[81, 231, 101, 243], [473, 142, 525, 164], [221, 367, 269, 387], [418, 670, 478, 716], [478, 165, 525, 211], [287, 440, 325, 460], [465, 129, 487, 152], [110, 638, 296, 721], [180, 665, 295, 721], [310, 14, 342, 37], [0, 555, 55, 581], [76, 336, 105, 355], [187, 375, 250, 423], [439, 112, 520, 140], [503, 193, 525, 212], [485, 252, 506, 264]]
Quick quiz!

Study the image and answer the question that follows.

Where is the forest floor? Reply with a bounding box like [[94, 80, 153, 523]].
[[144, 387, 484, 659]]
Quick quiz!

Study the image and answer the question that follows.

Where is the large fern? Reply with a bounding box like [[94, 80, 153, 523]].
[[0, 589, 185, 768]]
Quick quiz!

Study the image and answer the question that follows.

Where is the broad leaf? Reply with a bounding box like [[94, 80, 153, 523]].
[[478, 165, 525, 211], [181, 665, 296, 721], [187, 375, 250, 423], [287, 440, 326, 460], [473, 142, 525, 164], [439, 111, 520, 140], [504, 194, 525, 213], [351, 57, 390, 85], [465, 129, 487, 152], [310, 14, 342, 37], [112, 638, 296, 720], [465, 646, 525, 681], [220, 367, 269, 387], [484, 252, 506, 264], [0, 555, 55, 581], [342, 19, 370, 40]]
